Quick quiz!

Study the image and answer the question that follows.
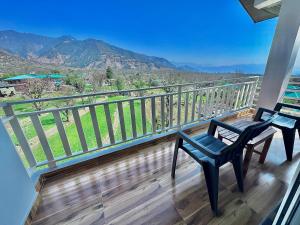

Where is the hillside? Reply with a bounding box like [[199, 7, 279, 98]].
[[0, 30, 175, 72], [0, 49, 46, 75]]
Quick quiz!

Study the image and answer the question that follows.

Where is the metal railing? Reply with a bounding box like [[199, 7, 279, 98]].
[[0, 76, 260, 171]]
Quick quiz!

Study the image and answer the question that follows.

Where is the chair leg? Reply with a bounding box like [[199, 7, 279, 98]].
[[282, 129, 296, 161], [232, 155, 244, 192], [243, 145, 254, 177], [203, 163, 219, 215], [171, 138, 181, 179]]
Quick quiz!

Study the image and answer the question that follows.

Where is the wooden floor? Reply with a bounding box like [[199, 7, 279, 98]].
[[32, 124, 300, 225]]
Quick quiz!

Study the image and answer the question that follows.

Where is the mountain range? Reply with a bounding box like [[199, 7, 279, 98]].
[[0, 30, 175, 74], [2, 30, 294, 76]]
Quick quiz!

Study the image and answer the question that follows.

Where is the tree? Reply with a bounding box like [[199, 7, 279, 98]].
[[64, 74, 85, 94], [106, 66, 114, 79], [87, 70, 106, 92], [63, 74, 86, 104], [54, 86, 75, 122], [23, 78, 54, 111], [116, 77, 125, 92]]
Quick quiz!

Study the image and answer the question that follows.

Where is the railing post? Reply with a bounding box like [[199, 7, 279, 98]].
[[177, 86, 182, 128], [151, 97, 156, 133], [2, 105, 36, 169], [169, 94, 174, 128], [160, 96, 165, 131]]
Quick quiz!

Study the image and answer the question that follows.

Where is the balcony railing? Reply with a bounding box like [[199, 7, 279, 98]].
[[0, 76, 260, 172], [284, 76, 300, 104]]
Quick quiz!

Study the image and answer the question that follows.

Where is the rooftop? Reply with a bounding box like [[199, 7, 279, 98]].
[[4, 74, 65, 81]]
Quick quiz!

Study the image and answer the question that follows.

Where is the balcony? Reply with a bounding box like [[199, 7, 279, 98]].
[[30, 126, 300, 225], [1, 76, 300, 225]]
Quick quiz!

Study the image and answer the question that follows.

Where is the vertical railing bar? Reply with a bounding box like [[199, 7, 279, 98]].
[[222, 87, 228, 113], [239, 84, 246, 109], [169, 94, 174, 128], [151, 97, 156, 133], [245, 84, 251, 107], [204, 89, 210, 118], [141, 98, 147, 135], [250, 81, 259, 107], [246, 83, 254, 107], [3, 105, 36, 168], [30, 114, 55, 168], [225, 86, 230, 111], [89, 105, 103, 148], [184, 92, 189, 124], [104, 103, 115, 144], [225, 86, 232, 111], [234, 84, 242, 110], [161, 96, 165, 131], [229, 86, 237, 111], [245, 83, 253, 107], [241, 84, 248, 107], [191, 90, 197, 121], [72, 108, 89, 152], [53, 111, 72, 156], [129, 100, 137, 138], [117, 102, 127, 141], [209, 88, 216, 117], [219, 87, 226, 114], [197, 90, 203, 120], [177, 86, 182, 127], [215, 88, 221, 116]]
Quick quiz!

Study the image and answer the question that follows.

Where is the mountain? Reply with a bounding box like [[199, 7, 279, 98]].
[[174, 62, 265, 74], [0, 30, 175, 72]]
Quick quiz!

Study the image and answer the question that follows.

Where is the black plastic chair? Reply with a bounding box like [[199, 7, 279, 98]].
[[171, 117, 276, 215], [254, 103, 300, 161]]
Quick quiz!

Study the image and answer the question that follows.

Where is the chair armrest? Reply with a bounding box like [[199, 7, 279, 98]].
[[277, 112, 300, 121], [255, 107, 299, 121], [275, 102, 300, 111], [208, 119, 243, 135], [254, 107, 276, 121], [177, 131, 221, 159]]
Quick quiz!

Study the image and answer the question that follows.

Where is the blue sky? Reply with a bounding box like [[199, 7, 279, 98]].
[[0, 0, 299, 69]]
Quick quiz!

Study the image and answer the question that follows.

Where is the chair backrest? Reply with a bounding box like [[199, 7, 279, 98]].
[[236, 117, 275, 147], [220, 115, 277, 163]]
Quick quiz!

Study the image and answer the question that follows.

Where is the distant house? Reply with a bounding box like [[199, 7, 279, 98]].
[[0, 83, 16, 97], [4, 74, 65, 90], [4, 74, 65, 83]]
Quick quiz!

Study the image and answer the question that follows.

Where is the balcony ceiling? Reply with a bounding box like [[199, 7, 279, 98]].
[[240, 0, 281, 22]]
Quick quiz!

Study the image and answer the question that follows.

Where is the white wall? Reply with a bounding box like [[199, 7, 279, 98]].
[[0, 121, 37, 225]]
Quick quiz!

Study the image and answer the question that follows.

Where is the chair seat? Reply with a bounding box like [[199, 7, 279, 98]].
[[183, 133, 228, 161], [262, 112, 296, 129]]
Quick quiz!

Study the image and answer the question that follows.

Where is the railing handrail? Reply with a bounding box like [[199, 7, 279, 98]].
[[0, 76, 260, 107], [9, 81, 257, 117]]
